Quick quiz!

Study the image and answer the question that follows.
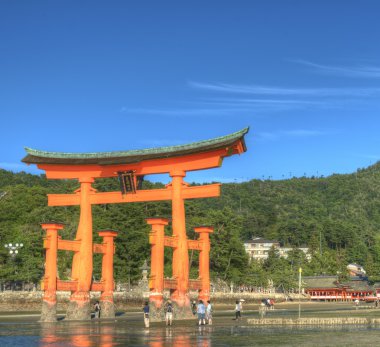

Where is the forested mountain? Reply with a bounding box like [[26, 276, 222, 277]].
[[1, 163, 380, 289]]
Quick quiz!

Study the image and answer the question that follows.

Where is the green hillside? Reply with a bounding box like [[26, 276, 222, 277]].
[[1, 163, 380, 289]]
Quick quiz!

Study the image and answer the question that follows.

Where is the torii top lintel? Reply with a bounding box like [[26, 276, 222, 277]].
[[22, 128, 249, 179]]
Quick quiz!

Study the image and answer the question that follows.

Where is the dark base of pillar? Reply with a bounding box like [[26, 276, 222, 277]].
[[65, 292, 91, 321], [172, 301, 194, 320], [100, 300, 115, 319], [150, 299, 193, 322], [149, 302, 165, 322], [169, 291, 193, 320], [40, 300, 57, 322]]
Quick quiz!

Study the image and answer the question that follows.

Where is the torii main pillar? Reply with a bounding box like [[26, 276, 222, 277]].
[[170, 169, 189, 309], [194, 226, 213, 302], [99, 230, 118, 318], [147, 217, 169, 308], [40, 222, 64, 322], [66, 177, 94, 321]]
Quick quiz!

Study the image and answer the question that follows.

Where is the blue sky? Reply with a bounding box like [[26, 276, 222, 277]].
[[1, 1, 380, 183]]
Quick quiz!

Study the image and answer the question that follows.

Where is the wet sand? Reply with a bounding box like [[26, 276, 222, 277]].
[[1, 302, 380, 346]]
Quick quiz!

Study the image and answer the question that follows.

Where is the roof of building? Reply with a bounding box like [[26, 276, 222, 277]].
[[304, 275, 375, 292], [22, 127, 249, 165], [339, 279, 373, 292], [303, 276, 339, 289], [244, 237, 279, 244]]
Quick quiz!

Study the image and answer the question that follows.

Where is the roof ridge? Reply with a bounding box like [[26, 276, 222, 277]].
[[24, 127, 249, 159]]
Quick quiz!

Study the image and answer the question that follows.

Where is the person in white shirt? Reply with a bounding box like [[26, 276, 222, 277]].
[[206, 300, 213, 325], [235, 300, 242, 320]]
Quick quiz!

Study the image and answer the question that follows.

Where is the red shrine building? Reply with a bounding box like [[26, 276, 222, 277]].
[[304, 276, 380, 302]]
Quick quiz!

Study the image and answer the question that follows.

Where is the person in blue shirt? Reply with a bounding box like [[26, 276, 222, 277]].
[[197, 300, 206, 325], [143, 301, 150, 328]]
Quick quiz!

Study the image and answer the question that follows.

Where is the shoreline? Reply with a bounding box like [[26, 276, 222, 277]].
[[0, 290, 307, 312]]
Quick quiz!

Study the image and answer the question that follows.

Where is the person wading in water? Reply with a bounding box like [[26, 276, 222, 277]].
[[94, 301, 101, 319], [164, 300, 174, 326], [143, 301, 150, 328]]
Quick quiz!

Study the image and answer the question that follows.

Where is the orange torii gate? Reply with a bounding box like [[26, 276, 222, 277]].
[[22, 128, 248, 321]]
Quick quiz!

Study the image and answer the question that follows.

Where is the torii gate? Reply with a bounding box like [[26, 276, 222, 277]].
[[22, 128, 248, 321]]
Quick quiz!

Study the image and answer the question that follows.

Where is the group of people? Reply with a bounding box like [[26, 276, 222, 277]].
[[192, 299, 213, 325], [261, 298, 275, 310], [96, 297, 275, 325], [142, 299, 174, 328], [142, 299, 213, 328]]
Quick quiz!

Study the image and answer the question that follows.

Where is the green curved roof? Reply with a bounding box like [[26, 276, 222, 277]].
[[22, 127, 249, 165]]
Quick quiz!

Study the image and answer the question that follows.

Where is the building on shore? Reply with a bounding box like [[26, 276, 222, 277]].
[[347, 263, 366, 277], [303, 275, 380, 302], [243, 237, 310, 261]]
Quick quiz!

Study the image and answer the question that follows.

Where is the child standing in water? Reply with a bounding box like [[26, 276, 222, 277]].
[[206, 300, 213, 325], [235, 300, 242, 320], [94, 301, 101, 319], [164, 300, 174, 326], [143, 301, 150, 328]]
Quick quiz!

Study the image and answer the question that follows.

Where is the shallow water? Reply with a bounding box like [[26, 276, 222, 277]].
[[1, 303, 380, 346], [1, 319, 380, 347]]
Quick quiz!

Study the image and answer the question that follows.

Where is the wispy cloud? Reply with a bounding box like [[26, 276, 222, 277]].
[[120, 102, 315, 117], [120, 75, 380, 119], [256, 129, 332, 141], [293, 60, 380, 78], [136, 139, 190, 147], [120, 107, 252, 117], [201, 98, 322, 105], [282, 129, 329, 137], [189, 81, 380, 97]]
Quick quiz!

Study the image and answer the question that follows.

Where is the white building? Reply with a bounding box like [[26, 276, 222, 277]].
[[244, 237, 310, 261], [244, 238, 280, 261]]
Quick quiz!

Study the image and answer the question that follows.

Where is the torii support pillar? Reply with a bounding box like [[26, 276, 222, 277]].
[[170, 170, 190, 310], [194, 226, 213, 302], [99, 230, 118, 318], [66, 177, 94, 321], [40, 222, 64, 322], [147, 218, 169, 308]]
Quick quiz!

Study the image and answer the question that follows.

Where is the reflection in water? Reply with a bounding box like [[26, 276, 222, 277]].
[[70, 325, 92, 347], [196, 326, 212, 347], [40, 323, 59, 346], [146, 327, 175, 347], [173, 330, 191, 347], [8, 315, 380, 347], [40, 321, 116, 347], [99, 325, 114, 347], [39, 322, 213, 347], [146, 326, 211, 347]]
